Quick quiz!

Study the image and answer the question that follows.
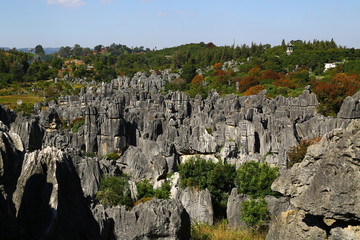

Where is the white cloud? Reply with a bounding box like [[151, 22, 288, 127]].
[[157, 11, 167, 16], [100, 0, 113, 4], [47, 0, 85, 7]]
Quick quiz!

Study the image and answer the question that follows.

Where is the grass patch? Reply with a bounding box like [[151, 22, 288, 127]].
[[191, 221, 266, 240], [0, 94, 44, 105]]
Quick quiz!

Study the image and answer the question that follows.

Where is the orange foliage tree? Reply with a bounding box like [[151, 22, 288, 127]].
[[191, 74, 205, 86], [243, 84, 265, 96], [247, 67, 262, 77], [238, 76, 259, 93], [273, 78, 299, 89], [260, 70, 281, 80], [312, 73, 360, 115]]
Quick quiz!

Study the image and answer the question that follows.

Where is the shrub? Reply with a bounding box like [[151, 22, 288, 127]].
[[154, 181, 171, 199], [105, 152, 121, 161], [235, 161, 278, 198], [136, 179, 155, 199], [287, 137, 321, 168], [179, 157, 216, 190], [190, 220, 266, 240], [179, 157, 236, 219], [70, 117, 85, 133], [243, 84, 265, 96], [84, 152, 96, 158], [96, 175, 133, 207], [13, 103, 34, 117], [136, 179, 171, 202], [240, 198, 270, 231]]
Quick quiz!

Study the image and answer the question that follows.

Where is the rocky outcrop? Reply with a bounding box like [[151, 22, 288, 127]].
[[338, 91, 360, 119], [93, 198, 191, 240], [266, 210, 327, 240], [266, 119, 360, 240], [177, 187, 214, 225], [10, 146, 100, 240], [0, 121, 24, 240], [10, 115, 44, 151], [226, 188, 249, 228]]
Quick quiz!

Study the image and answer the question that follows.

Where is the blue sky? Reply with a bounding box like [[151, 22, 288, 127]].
[[1, 0, 359, 49]]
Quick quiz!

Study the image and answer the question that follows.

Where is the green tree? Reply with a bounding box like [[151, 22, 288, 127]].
[[96, 175, 133, 207], [10, 61, 24, 82], [58, 46, 71, 58], [181, 62, 197, 83], [235, 161, 279, 198], [240, 198, 270, 231], [35, 44, 45, 56]]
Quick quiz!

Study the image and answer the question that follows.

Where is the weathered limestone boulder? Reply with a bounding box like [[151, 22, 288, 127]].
[[70, 153, 101, 198], [178, 187, 214, 225], [272, 120, 360, 221], [118, 146, 155, 181], [93, 198, 190, 240], [10, 115, 44, 151], [338, 91, 360, 119], [0, 106, 16, 127], [264, 195, 293, 220], [0, 123, 24, 240], [267, 119, 360, 239], [329, 226, 360, 240], [11, 146, 101, 240], [266, 210, 327, 240], [226, 188, 250, 228]]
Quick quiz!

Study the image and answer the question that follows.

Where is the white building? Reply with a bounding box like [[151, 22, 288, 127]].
[[324, 61, 344, 72]]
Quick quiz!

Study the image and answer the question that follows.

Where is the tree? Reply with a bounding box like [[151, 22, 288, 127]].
[[58, 46, 71, 58], [35, 44, 45, 56], [10, 61, 24, 82], [94, 44, 103, 53], [240, 199, 270, 231], [96, 175, 133, 207], [235, 161, 279, 198], [181, 62, 197, 83], [72, 44, 83, 56]]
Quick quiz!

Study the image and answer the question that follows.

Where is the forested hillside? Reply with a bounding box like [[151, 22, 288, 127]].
[[1, 40, 360, 116]]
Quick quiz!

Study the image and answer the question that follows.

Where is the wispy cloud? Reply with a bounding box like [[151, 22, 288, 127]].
[[100, 0, 114, 4], [157, 11, 167, 17], [46, 0, 85, 7]]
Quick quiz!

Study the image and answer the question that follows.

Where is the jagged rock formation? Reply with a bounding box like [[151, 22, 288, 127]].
[[177, 187, 214, 225], [226, 188, 249, 228], [92, 198, 191, 240], [266, 119, 360, 240], [2, 71, 360, 240]]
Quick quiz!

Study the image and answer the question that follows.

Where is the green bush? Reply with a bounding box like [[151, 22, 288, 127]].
[[235, 161, 278, 198], [154, 181, 171, 199], [179, 157, 236, 218], [96, 175, 133, 207], [136, 179, 171, 201], [13, 103, 34, 117], [70, 117, 85, 133], [105, 152, 121, 161], [240, 198, 270, 230], [136, 179, 155, 199], [84, 152, 96, 158]]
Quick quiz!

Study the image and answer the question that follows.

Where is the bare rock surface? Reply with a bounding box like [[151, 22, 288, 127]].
[[93, 198, 191, 240], [267, 119, 360, 239]]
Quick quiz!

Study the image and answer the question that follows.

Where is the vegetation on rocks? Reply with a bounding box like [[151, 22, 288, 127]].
[[96, 175, 133, 207], [191, 220, 266, 240], [287, 137, 322, 168], [240, 199, 270, 231], [136, 179, 171, 201], [235, 161, 279, 199]]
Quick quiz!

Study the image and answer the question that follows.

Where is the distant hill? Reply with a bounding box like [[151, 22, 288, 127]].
[[0, 47, 60, 55]]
